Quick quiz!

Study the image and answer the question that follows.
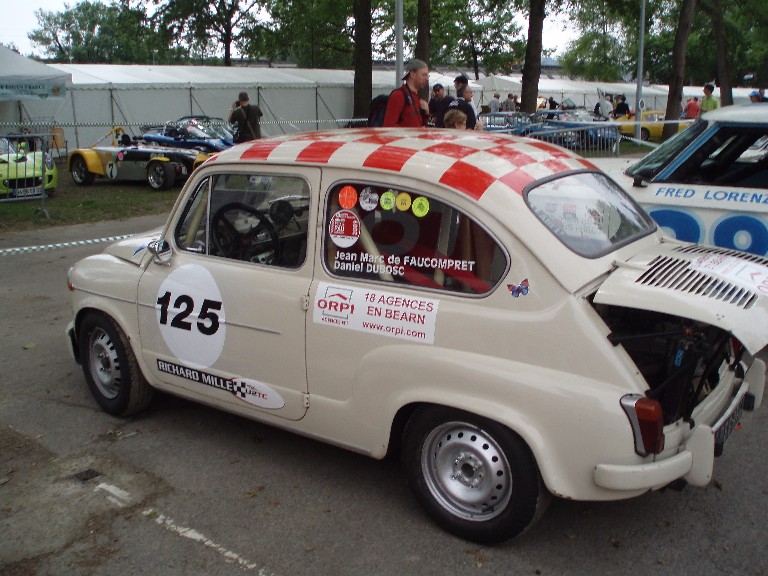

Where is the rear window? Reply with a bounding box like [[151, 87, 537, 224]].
[[323, 182, 508, 295], [526, 171, 655, 257]]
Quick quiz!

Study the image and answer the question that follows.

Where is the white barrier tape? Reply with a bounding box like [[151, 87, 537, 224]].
[[0, 234, 131, 256]]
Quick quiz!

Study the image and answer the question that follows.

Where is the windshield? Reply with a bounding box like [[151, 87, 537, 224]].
[[625, 120, 708, 179], [526, 171, 656, 257]]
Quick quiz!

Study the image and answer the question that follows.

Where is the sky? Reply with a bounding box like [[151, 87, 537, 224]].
[[3, 0, 576, 60]]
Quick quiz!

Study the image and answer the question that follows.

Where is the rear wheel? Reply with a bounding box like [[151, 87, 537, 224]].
[[70, 155, 95, 185], [402, 406, 549, 544], [147, 160, 176, 190], [78, 313, 153, 416], [640, 127, 650, 141]]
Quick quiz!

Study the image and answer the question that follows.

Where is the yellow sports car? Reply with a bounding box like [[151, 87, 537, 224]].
[[615, 110, 689, 141], [0, 136, 58, 199]]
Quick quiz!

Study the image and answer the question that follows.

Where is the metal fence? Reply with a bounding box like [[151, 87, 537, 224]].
[[0, 134, 54, 210]]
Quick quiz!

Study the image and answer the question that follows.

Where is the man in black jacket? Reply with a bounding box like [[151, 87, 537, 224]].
[[229, 91, 263, 142]]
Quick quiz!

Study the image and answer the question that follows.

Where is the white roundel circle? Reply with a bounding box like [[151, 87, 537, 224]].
[[157, 264, 226, 369]]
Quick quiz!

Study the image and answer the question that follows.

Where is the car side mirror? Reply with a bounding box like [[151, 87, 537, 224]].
[[148, 239, 173, 265]]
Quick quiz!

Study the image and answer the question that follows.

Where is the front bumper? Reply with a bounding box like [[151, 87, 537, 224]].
[[594, 359, 765, 491]]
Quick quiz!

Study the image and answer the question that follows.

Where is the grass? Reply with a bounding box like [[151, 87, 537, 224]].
[[0, 168, 180, 232]]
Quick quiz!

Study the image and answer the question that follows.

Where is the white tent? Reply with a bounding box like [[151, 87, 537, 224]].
[[36, 64, 405, 147], [0, 45, 71, 126]]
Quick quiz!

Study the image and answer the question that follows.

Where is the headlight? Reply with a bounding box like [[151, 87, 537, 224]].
[[45, 152, 55, 170]]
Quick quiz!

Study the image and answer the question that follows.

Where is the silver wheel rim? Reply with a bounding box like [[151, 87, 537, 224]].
[[73, 159, 85, 183], [421, 421, 513, 521], [87, 327, 121, 399], [148, 164, 164, 188]]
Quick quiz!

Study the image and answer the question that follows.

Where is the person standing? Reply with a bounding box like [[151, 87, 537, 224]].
[[502, 93, 516, 112], [612, 95, 630, 118], [228, 91, 263, 142], [684, 97, 701, 119], [383, 59, 430, 127], [446, 86, 478, 130], [429, 83, 454, 128], [489, 93, 502, 113], [749, 90, 762, 103], [699, 83, 719, 117]]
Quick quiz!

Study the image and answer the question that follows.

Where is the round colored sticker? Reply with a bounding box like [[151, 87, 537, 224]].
[[380, 190, 396, 211], [396, 192, 412, 211], [156, 263, 226, 369], [359, 187, 379, 211], [412, 196, 430, 217], [328, 209, 361, 248], [338, 185, 358, 209]]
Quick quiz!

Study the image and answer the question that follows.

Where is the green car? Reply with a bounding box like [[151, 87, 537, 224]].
[[0, 137, 58, 200]]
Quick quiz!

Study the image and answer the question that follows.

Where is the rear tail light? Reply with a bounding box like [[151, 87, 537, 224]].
[[620, 394, 665, 456]]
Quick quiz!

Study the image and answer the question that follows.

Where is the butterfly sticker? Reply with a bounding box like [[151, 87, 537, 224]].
[[507, 278, 529, 298]]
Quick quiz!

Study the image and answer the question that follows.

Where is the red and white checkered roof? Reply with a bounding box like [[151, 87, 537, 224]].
[[209, 128, 597, 202]]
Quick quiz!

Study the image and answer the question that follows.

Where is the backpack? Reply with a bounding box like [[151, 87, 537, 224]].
[[367, 86, 412, 127], [367, 94, 390, 127]]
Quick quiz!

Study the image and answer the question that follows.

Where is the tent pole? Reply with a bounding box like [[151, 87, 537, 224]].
[[315, 87, 319, 131]]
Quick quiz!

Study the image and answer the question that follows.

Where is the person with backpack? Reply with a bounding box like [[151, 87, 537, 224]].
[[382, 59, 430, 127], [228, 91, 263, 142]]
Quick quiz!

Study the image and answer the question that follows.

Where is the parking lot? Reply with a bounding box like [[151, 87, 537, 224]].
[[1, 215, 767, 576]]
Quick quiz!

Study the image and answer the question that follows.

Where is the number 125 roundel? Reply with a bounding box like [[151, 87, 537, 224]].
[[66, 127, 768, 544]]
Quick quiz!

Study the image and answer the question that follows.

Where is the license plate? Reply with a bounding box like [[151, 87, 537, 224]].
[[13, 187, 43, 198], [712, 386, 746, 457]]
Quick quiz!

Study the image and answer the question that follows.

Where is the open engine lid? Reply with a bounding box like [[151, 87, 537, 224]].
[[594, 242, 768, 354]]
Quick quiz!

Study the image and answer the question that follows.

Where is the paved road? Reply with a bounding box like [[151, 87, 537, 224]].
[[1, 216, 767, 576]]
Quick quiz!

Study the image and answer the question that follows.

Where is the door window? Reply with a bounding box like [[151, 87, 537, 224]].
[[175, 173, 311, 268], [323, 183, 507, 294]]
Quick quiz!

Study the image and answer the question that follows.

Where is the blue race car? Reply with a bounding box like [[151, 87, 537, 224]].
[[142, 118, 232, 153]]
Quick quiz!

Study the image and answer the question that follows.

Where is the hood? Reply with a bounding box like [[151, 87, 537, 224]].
[[103, 229, 163, 266], [594, 241, 768, 354]]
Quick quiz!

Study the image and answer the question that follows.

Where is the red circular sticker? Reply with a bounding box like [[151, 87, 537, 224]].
[[338, 186, 358, 209], [328, 210, 360, 248]]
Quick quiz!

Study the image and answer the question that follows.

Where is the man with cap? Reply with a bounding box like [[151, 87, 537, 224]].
[[228, 91, 264, 142], [699, 83, 719, 117], [749, 89, 762, 103], [429, 83, 454, 128], [383, 59, 430, 127]]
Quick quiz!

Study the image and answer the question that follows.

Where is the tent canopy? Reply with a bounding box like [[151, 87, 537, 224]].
[[0, 46, 70, 101]]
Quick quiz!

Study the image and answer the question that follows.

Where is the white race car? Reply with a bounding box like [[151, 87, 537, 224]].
[[66, 127, 767, 544]]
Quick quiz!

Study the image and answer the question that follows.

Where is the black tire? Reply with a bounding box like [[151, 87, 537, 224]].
[[640, 127, 650, 141], [402, 406, 549, 544], [70, 155, 95, 186], [78, 312, 153, 416], [147, 160, 176, 190]]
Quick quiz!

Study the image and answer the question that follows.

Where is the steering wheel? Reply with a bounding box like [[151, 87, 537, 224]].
[[211, 202, 280, 264]]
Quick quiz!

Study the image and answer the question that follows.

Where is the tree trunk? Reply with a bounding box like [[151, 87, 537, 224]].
[[663, 0, 697, 141], [415, 0, 431, 102], [353, 0, 373, 119], [520, 0, 545, 113], [700, 0, 732, 106]]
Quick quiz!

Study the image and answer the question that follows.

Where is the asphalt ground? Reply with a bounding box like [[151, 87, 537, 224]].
[[1, 215, 767, 576]]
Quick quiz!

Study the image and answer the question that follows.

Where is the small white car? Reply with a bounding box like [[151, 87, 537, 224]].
[[66, 127, 767, 544], [600, 104, 768, 256]]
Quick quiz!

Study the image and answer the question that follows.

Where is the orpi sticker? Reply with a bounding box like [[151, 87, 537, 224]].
[[313, 282, 439, 344], [156, 264, 226, 369], [412, 196, 430, 217], [328, 210, 361, 248]]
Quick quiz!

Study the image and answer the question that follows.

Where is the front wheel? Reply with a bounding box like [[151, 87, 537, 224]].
[[78, 313, 153, 416], [70, 155, 95, 185], [640, 127, 650, 141], [402, 406, 548, 544], [147, 160, 176, 190]]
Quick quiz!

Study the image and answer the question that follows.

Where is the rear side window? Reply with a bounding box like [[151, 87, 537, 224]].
[[323, 183, 507, 295]]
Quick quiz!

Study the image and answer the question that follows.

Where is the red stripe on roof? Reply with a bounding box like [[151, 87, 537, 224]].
[[240, 141, 282, 160], [296, 141, 347, 163], [499, 169, 536, 194], [363, 146, 419, 171], [439, 160, 497, 200], [357, 134, 405, 146], [425, 142, 478, 159]]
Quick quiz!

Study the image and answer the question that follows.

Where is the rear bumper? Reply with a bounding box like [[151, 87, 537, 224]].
[[594, 359, 765, 491]]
